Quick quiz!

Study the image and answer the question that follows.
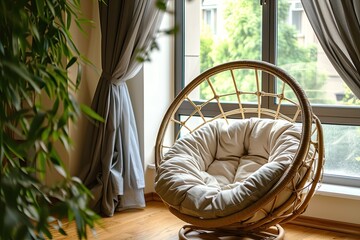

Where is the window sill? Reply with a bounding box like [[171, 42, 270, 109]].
[[147, 163, 360, 200], [316, 183, 360, 200]]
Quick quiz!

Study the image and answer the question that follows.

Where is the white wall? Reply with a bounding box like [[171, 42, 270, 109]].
[[303, 193, 360, 224]]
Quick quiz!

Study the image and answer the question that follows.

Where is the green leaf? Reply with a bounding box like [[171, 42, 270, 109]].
[[162, 25, 179, 35], [66, 9, 72, 29], [49, 148, 62, 166], [76, 63, 82, 89], [35, 0, 45, 17], [45, 0, 56, 17], [60, 134, 71, 151], [156, 0, 167, 11], [30, 23, 40, 41], [54, 164, 67, 178], [36, 151, 47, 180], [58, 227, 67, 236], [51, 98, 60, 115], [3, 61, 41, 93], [66, 56, 77, 69], [80, 104, 104, 122], [0, 41, 4, 55], [136, 56, 146, 63], [19, 88, 34, 108], [4, 134, 25, 160], [28, 112, 46, 138], [41, 225, 53, 239]]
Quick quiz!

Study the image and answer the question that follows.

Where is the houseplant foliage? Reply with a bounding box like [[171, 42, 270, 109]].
[[0, 0, 99, 239]]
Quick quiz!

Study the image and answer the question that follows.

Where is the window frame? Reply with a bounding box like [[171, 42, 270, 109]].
[[174, 0, 360, 187]]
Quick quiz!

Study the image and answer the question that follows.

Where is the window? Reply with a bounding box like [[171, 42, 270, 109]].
[[202, 0, 217, 35], [289, 0, 303, 35], [175, 0, 360, 186]]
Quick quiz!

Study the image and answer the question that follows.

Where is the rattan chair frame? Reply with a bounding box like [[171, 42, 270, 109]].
[[155, 60, 324, 239]]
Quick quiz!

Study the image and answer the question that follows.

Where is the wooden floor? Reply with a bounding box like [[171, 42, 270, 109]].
[[52, 201, 359, 240]]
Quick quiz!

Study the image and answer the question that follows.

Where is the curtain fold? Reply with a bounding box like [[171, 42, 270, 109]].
[[79, 0, 164, 217], [301, 0, 360, 99]]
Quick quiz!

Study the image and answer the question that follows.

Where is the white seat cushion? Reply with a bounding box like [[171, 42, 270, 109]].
[[155, 118, 302, 219]]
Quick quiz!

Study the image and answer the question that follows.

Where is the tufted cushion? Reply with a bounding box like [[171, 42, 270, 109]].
[[155, 118, 303, 219]]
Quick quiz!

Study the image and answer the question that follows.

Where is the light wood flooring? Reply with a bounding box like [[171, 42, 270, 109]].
[[52, 201, 360, 240]]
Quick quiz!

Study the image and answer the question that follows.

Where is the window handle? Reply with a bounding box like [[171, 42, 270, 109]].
[[260, 0, 267, 5]]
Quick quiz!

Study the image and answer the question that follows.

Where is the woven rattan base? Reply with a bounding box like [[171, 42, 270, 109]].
[[178, 224, 285, 240]]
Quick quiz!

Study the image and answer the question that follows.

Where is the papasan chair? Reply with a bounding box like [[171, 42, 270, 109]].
[[154, 60, 324, 239]]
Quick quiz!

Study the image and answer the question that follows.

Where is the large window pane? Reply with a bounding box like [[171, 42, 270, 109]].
[[275, 0, 360, 181], [184, 0, 262, 102], [277, 0, 360, 106], [180, 0, 360, 185], [323, 124, 360, 178]]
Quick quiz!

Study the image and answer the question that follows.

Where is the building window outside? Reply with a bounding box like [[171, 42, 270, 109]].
[[289, 0, 303, 35], [177, 0, 360, 186], [202, 8, 217, 35]]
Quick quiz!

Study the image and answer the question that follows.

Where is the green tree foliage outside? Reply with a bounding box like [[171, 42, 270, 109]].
[[341, 85, 360, 105], [200, 26, 215, 73]]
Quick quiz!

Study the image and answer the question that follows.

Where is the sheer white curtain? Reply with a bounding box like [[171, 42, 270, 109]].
[[301, 0, 360, 98], [79, 0, 165, 217]]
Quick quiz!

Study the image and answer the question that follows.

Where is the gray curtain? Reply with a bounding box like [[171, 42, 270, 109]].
[[301, 0, 360, 99], [80, 0, 164, 217]]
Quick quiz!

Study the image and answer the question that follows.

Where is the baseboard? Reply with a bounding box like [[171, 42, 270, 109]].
[[144, 192, 162, 202], [144, 192, 153, 202], [144, 192, 360, 236], [289, 215, 360, 236]]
